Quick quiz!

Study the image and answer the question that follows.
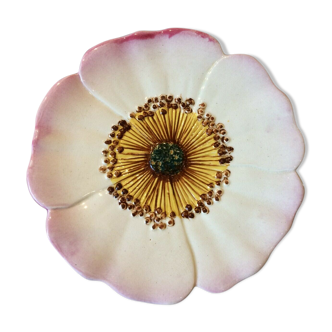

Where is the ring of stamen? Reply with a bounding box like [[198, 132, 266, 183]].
[[99, 95, 234, 230]]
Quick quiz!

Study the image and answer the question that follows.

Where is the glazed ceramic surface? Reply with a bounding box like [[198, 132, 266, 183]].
[[27, 28, 304, 304]]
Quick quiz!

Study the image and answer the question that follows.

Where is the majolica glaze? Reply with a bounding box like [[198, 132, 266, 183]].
[[27, 28, 304, 304]]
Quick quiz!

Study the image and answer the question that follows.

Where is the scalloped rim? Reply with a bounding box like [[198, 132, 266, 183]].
[[25, 25, 312, 308]]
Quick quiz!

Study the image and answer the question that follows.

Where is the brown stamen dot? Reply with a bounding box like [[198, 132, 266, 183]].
[[206, 129, 213, 136], [119, 196, 126, 203], [155, 216, 161, 222], [137, 106, 143, 113], [224, 178, 230, 185], [216, 181, 221, 186], [151, 223, 158, 230], [130, 112, 136, 118], [118, 120, 127, 127], [143, 111, 149, 117], [188, 212, 195, 219], [104, 158, 110, 164], [143, 103, 149, 110], [102, 150, 109, 156], [113, 191, 119, 199], [144, 205, 151, 212], [107, 165, 114, 171], [120, 203, 127, 210], [145, 217, 151, 225], [132, 211, 138, 217], [199, 103, 206, 108], [160, 109, 167, 115], [200, 194, 208, 201], [217, 123, 224, 129], [202, 119, 210, 127], [116, 146, 124, 153], [194, 206, 201, 213], [121, 189, 128, 195], [112, 140, 119, 146], [137, 115, 144, 121], [181, 210, 189, 218], [206, 113, 211, 118], [149, 212, 155, 219], [124, 123, 131, 131], [99, 166, 107, 173], [167, 95, 173, 102], [155, 207, 162, 214], [110, 158, 117, 165], [109, 145, 116, 151], [215, 196, 221, 201], [109, 132, 116, 138], [111, 125, 118, 131], [222, 136, 229, 143], [114, 170, 121, 177], [206, 199, 213, 205], [198, 108, 205, 115], [216, 171, 223, 179], [107, 186, 115, 193], [148, 111, 155, 116], [185, 204, 192, 211], [115, 183, 122, 190], [170, 211, 176, 218], [220, 129, 227, 135], [159, 222, 166, 230], [128, 204, 134, 210], [152, 104, 158, 109], [217, 190, 223, 195], [208, 190, 214, 197], [134, 198, 140, 205], [168, 219, 175, 227], [202, 207, 209, 214], [208, 183, 215, 188], [224, 170, 231, 177], [218, 149, 227, 156], [126, 195, 133, 201], [104, 139, 112, 145], [106, 172, 113, 178], [109, 151, 116, 158]]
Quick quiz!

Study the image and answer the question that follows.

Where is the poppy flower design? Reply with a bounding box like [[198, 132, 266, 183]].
[[27, 28, 304, 304]]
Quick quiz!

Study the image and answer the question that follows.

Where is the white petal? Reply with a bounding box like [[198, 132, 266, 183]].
[[79, 28, 224, 117], [47, 190, 195, 304], [198, 55, 304, 171], [183, 167, 304, 293], [27, 74, 122, 209]]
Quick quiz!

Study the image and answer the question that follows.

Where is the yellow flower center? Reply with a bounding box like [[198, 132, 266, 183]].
[[99, 95, 233, 229]]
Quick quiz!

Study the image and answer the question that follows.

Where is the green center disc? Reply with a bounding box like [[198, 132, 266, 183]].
[[150, 143, 184, 176]]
